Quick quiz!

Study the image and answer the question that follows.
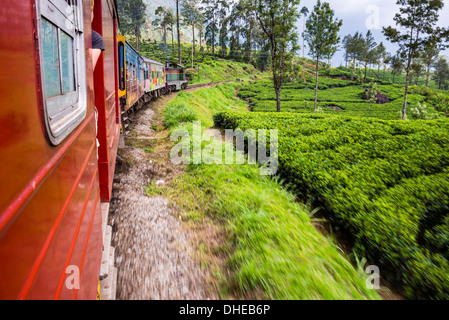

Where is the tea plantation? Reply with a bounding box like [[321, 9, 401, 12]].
[[214, 111, 449, 299], [238, 78, 445, 120]]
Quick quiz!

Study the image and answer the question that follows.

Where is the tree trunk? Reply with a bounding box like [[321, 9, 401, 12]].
[[275, 89, 281, 112], [212, 20, 215, 56], [171, 27, 174, 53], [248, 19, 253, 64], [425, 63, 431, 87], [135, 25, 140, 51], [302, 18, 305, 58], [364, 61, 368, 83], [402, 59, 412, 120], [176, 0, 181, 65], [192, 24, 195, 55], [314, 56, 319, 112]]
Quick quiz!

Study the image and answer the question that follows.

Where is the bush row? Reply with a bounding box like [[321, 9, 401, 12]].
[[214, 111, 449, 299]]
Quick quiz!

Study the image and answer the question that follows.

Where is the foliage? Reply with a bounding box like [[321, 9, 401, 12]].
[[254, 0, 301, 112], [214, 111, 449, 299], [118, 0, 147, 50], [383, 0, 448, 120], [163, 85, 380, 300], [304, 0, 342, 111]]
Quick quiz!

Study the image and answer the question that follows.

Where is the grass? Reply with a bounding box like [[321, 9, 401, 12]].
[[164, 82, 249, 128], [157, 82, 381, 300]]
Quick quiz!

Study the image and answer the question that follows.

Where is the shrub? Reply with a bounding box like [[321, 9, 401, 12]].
[[214, 111, 449, 299]]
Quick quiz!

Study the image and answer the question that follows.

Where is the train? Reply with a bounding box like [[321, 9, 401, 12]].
[[0, 0, 188, 300], [118, 36, 188, 133]]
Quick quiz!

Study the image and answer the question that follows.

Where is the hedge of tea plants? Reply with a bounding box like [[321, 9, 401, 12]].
[[214, 111, 449, 299], [238, 79, 442, 120]]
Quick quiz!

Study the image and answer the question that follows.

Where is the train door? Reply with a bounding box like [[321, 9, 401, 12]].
[[92, 0, 120, 203], [118, 34, 126, 99]]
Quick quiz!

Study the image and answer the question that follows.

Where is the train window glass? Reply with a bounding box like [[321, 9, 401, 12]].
[[41, 19, 61, 98], [118, 42, 125, 90], [60, 31, 75, 93], [37, 0, 86, 145]]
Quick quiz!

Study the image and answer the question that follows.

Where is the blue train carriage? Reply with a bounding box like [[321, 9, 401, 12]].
[[166, 63, 189, 92], [142, 57, 166, 97], [124, 40, 145, 112]]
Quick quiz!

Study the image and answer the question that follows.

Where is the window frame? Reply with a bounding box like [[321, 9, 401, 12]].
[[118, 41, 125, 91], [36, 0, 87, 146]]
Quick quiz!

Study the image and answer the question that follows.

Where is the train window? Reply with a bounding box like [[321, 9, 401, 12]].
[[37, 0, 87, 146], [118, 42, 125, 90]]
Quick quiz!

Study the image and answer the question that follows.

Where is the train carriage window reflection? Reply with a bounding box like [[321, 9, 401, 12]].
[[37, 0, 87, 146]]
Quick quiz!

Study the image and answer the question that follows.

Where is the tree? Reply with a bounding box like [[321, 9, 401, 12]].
[[383, 0, 448, 120], [219, 17, 229, 58], [410, 60, 424, 85], [391, 55, 404, 84], [202, 0, 228, 57], [433, 56, 449, 90], [300, 6, 309, 58], [182, 0, 201, 66], [342, 34, 352, 68], [343, 32, 364, 81], [174, 0, 182, 65], [118, 0, 147, 51], [304, 0, 342, 112], [153, 6, 175, 49], [254, 0, 301, 112], [360, 30, 377, 83], [375, 42, 388, 79], [422, 31, 449, 87], [366, 81, 378, 110]]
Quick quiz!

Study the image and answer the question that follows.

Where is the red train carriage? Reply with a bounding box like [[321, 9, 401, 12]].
[[0, 0, 119, 300]]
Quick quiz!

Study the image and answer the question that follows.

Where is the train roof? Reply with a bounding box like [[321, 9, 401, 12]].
[[166, 62, 186, 69], [143, 57, 164, 67]]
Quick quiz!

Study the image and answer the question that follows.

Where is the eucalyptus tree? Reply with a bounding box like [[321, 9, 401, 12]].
[[422, 31, 449, 87], [182, 0, 201, 64], [304, 0, 342, 112], [361, 30, 377, 83], [383, 0, 449, 120], [254, 0, 301, 112], [300, 6, 309, 58], [118, 0, 147, 51], [433, 56, 449, 90], [153, 6, 175, 48], [376, 42, 388, 79], [174, 0, 182, 64], [201, 0, 229, 57]]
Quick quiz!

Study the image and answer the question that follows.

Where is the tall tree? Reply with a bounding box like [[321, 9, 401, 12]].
[[300, 6, 309, 58], [361, 30, 377, 83], [376, 42, 387, 79], [118, 0, 147, 51], [422, 30, 449, 87], [182, 0, 201, 66], [391, 55, 404, 84], [153, 6, 174, 48], [254, 0, 301, 112], [202, 0, 228, 57], [175, 0, 182, 65], [433, 56, 449, 90], [383, 0, 448, 120], [304, 0, 342, 112], [241, 0, 257, 64], [342, 34, 352, 68]]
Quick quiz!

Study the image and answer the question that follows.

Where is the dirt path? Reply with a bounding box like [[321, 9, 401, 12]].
[[109, 88, 220, 300]]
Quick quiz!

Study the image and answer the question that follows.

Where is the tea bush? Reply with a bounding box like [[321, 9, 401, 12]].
[[214, 111, 449, 299]]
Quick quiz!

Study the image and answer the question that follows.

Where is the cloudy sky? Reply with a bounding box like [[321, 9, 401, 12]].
[[297, 0, 449, 66]]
